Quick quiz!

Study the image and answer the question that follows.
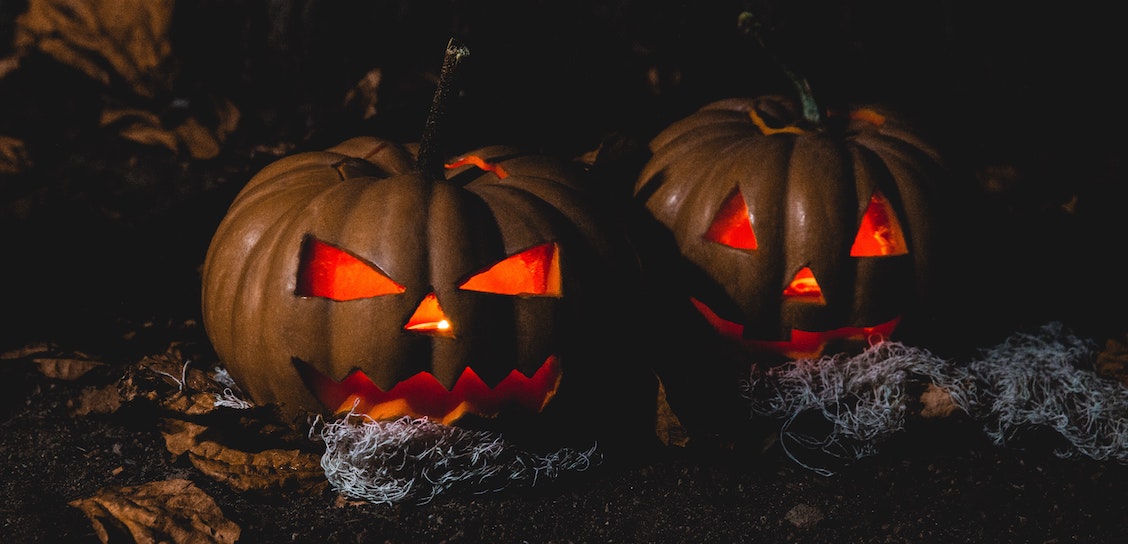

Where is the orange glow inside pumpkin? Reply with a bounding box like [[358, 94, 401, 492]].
[[297, 354, 563, 424], [459, 242, 562, 296], [747, 317, 901, 360], [705, 190, 757, 249], [705, 189, 907, 258], [297, 239, 561, 335], [782, 267, 825, 304], [848, 108, 887, 127], [850, 191, 908, 257], [690, 297, 900, 360], [296, 237, 405, 301], [291, 235, 570, 422], [445, 154, 510, 179], [404, 292, 452, 336]]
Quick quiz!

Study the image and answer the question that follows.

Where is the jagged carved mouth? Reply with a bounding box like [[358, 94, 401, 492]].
[[294, 356, 563, 425], [690, 298, 901, 360]]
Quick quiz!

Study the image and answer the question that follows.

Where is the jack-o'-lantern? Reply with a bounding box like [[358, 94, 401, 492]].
[[634, 95, 947, 361], [201, 136, 649, 441]]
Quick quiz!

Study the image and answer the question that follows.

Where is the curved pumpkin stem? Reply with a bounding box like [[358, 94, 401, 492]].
[[417, 37, 471, 181], [737, 11, 823, 129]]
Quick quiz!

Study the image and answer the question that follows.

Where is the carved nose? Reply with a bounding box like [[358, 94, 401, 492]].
[[783, 267, 825, 305], [404, 292, 453, 336]]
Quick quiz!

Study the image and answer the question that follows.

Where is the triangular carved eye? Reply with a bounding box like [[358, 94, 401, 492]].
[[706, 189, 757, 250], [850, 191, 908, 257], [296, 237, 405, 301], [459, 242, 562, 297]]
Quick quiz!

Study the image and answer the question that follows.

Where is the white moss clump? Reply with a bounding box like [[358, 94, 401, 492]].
[[745, 322, 1128, 474], [968, 322, 1128, 461], [318, 414, 598, 505]]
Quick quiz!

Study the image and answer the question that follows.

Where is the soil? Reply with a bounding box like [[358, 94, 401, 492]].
[[3, 2, 1128, 542], [4, 334, 1128, 544]]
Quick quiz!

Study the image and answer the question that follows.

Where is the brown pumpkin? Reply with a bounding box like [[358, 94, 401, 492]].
[[635, 95, 947, 361], [201, 136, 648, 438]]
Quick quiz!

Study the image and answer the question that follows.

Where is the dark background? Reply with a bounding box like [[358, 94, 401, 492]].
[[2, 2, 1128, 542], [3, 0, 1126, 357]]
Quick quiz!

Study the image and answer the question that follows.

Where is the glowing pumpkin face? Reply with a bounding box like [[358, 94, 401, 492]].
[[202, 137, 642, 426], [635, 96, 946, 360]]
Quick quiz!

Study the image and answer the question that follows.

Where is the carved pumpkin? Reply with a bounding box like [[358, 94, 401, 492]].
[[201, 136, 648, 438], [635, 95, 946, 361]]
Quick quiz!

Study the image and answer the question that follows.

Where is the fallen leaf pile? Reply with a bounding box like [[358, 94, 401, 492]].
[[7, 319, 1128, 540], [119, 344, 328, 495], [68, 479, 241, 544], [160, 418, 326, 495], [3, 338, 327, 542], [10, 0, 239, 160], [14, 0, 175, 97]]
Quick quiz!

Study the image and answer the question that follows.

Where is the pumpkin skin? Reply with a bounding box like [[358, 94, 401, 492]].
[[635, 96, 945, 361], [202, 136, 646, 435]]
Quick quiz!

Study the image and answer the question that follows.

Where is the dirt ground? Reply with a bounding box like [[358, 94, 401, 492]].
[[3, 1, 1128, 542], [3, 328, 1128, 543]]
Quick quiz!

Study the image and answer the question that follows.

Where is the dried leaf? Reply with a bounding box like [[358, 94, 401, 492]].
[[169, 391, 241, 416], [102, 107, 179, 153], [0, 134, 32, 173], [101, 97, 240, 159], [68, 478, 240, 544], [175, 117, 222, 160], [119, 344, 251, 415], [1, 342, 57, 360], [0, 54, 18, 78], [69, 384, 123, 416], [343, 67, 382, 120], [918, 383, 959, 419], [133, 353, 236, 415], [1095, 333, 1128, 386], [654, 375, 690, 447], [161, 419, 326, 495], [189, 440, 327, 494], [2, 343, 106, 380], [15, 0, 175, 97], [34, 356, 106, 380], [161, 418, 207, 456], [17, 1, 239, 159]]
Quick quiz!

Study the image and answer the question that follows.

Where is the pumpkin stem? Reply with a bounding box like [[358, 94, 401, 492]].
[[417, 37, 471, 180], [737, 11, 823, 128]]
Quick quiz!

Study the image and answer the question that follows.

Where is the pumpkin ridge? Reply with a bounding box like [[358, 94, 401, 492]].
[[258, 175, 390, 399], [646, 110, 758, 150], [671, 136, 764, 248], [649, 117, 760, 156], [468, 176, 611, 260], [848, 117, 945, 164], [224, 165, 339, 219], [643, 130, 763, 226], [238, 186, 342, 405]]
